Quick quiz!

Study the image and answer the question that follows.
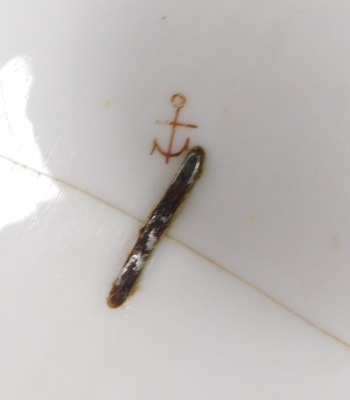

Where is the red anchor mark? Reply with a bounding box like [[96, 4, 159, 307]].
[[151, 93, 198, 163]]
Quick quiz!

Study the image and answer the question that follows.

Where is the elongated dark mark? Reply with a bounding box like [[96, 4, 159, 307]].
[[107, 146, 205, 308]]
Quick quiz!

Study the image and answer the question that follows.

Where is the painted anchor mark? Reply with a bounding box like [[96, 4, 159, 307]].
[[151, 93, 198, 163]]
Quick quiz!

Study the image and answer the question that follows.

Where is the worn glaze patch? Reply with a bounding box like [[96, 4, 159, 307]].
[[107, 146, 205, 308]]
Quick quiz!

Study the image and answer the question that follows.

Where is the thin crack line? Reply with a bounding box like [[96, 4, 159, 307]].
[[168, 236, 350, 349], [1, 153, 349, 349], [0, 154, 139, 222]]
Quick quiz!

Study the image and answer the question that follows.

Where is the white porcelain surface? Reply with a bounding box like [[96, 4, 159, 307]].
[[1, 0, 350, 398], [0, 162, 349, 399]]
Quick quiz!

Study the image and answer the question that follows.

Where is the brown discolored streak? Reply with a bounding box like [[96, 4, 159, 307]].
[[155, 120, 198, 129], [107, 146, 205, 308], [151, 93, 198, 163]]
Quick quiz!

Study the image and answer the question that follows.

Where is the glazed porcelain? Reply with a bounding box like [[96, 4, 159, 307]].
[[1, 1, 350, 398]]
